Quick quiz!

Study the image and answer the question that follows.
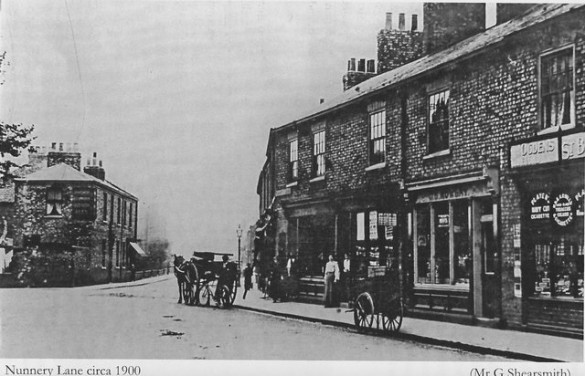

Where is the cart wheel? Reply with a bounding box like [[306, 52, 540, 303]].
[[354, 292, 374, 331], [382, 298, 403, 333], [218, 285, 232, 308], [198, 285, 210, 306]]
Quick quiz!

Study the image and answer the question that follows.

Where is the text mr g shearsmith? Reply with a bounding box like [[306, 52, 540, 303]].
[[471, 368, 571, 376]]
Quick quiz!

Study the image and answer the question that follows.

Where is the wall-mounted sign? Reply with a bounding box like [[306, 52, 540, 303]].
[[530, 192, 550, 220], [575, 189, 584, 217], [356, 212, 365, 241], [561, 132, 585, 161], [510, 137, 558, 168], [552, 193, 574, 227], [513, 223, 521, 248], [437, 214, 449, 228], [378, 212, 397, 227]]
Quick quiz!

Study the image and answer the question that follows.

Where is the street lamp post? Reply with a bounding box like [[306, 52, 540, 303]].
[[236, 225, 243, 287], [236, 225, 243, 267]]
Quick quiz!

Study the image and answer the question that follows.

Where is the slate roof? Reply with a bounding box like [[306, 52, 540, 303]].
[[275, 3, 584, 131], [16, 163, 138, 200]]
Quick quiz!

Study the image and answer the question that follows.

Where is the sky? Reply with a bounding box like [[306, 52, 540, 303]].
[[0, 1, 497, 255]]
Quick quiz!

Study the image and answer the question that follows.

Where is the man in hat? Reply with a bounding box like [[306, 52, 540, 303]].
[[215, 254, 235, 303]]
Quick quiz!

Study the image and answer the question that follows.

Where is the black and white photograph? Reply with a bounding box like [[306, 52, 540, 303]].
[[0, 1, 583, 375]]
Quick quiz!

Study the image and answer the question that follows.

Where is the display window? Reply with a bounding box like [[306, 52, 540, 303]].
[[414, 198, 484, 286], [527, 189, 584, 299]]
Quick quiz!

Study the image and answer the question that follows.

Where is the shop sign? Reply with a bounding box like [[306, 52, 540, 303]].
[[552, 193, 574, 227], [369, 211, 378, 240], [510, 137, 558, 168], [378, 212, 397, 227], [437, 214, 449, 228], [356, 212, 365, 241], [530, 192, 550, 220], [575, 189, 584, 217], [561, 132, 585, 161]]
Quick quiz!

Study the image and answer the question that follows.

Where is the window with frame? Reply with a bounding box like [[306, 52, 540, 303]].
[[312, 130, 326, 177], [46, 186, 64, 216], [369, 110, 386, 165], [103, 192, 108, 221], [428, 90, 450, 154], [129, 202, 133, 229], [115, 240, 120, 267], [117, 197, 121, 225], [540, 47, 575, 131], [288, 139, 298, 181], [122, 200, 127, 227]]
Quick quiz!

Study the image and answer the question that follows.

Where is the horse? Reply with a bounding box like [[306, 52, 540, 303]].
[[173, 255, 198, 305]]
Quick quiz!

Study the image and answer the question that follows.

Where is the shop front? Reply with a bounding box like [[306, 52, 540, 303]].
[[510, 131, 584, 336], [406, 168, 501, 320]]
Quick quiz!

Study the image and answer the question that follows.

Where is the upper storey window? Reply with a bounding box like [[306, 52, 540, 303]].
[[368, 100, 387, 166], [288, 138, 298, 182], [313, 130, 326, 177], [540, 47, 575, 132], [428, 90, 450, 154]]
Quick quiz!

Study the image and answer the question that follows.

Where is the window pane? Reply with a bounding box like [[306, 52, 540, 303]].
[[453, 200, 470, 284], [434, 202, 450, 284], [428, 90, 449, 152], [416, 206, 431, 284], [541, 48, 574, 129]]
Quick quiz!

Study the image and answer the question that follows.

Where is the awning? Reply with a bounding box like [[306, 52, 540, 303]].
[[130, 242, 147, 256]]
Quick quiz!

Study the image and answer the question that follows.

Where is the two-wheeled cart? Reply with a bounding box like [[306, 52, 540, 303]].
[[352, 268, 404, 333]]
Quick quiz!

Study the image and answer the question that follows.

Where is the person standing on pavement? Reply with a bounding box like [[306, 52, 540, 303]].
[[323, 254, 340, 307], [268, 256, 281, 303], [242, 263, 253, 300], [342, 253, 352, 303]]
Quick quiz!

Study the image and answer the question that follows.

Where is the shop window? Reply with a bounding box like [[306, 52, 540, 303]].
[[540, 47, 575, 131], [454, 200, 471, 283], [312, 130, 326, 177], [369, 110, 386, 165], [532, 238, 583, 298], [354, 211, 396, 276], [288, 139, 298, 181], [46, 186, 63, 216], [415, 200, 471, 285], [428, 90, 450, 154]]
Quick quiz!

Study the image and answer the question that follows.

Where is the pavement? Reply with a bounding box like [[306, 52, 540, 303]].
[[87, 275, 583, 363], [233, 284, 584, 363]]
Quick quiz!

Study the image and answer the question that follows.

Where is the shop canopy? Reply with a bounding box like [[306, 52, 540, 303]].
[[129, 242, 147, 257]]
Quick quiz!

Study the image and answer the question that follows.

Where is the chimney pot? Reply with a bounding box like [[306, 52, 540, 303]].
[[319, 98, 325, 104], [51, 142, 57, 150], [99, 160, 103, 167], [358, 58, 366, 72], [350, 58, 356, 71], [367, 59, 375, 73], [59, 143, 63, 152], [93, 152, 97, 158], [399, 13, 405, 31], [385, 12, 393, 30], [412, 14, 418, 31]]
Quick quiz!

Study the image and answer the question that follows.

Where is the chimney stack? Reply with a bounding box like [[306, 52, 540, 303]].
[[398, 13, 405, 31], [343, 57, 376, 91], [83, 152, 106, 180], [47, 141, 82, 170]]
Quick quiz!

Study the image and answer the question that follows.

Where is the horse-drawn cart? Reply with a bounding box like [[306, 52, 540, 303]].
[[174, 252, 238, 308]]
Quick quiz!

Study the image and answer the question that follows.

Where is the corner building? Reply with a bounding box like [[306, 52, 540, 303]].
[[257, 3, 584, 336]]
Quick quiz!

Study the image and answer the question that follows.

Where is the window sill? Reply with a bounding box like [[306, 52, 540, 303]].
[[44, 215, 63, 219], [365, 162, 386, 171], [528, 295, 583, 302], [423, 149, 451, 160], [310, 175, 325, 183], [537, 123, 575, 136], [285, 181, 298, 188]]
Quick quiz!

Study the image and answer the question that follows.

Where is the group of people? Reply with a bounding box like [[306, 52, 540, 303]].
[[240, 252, 352, 308]]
